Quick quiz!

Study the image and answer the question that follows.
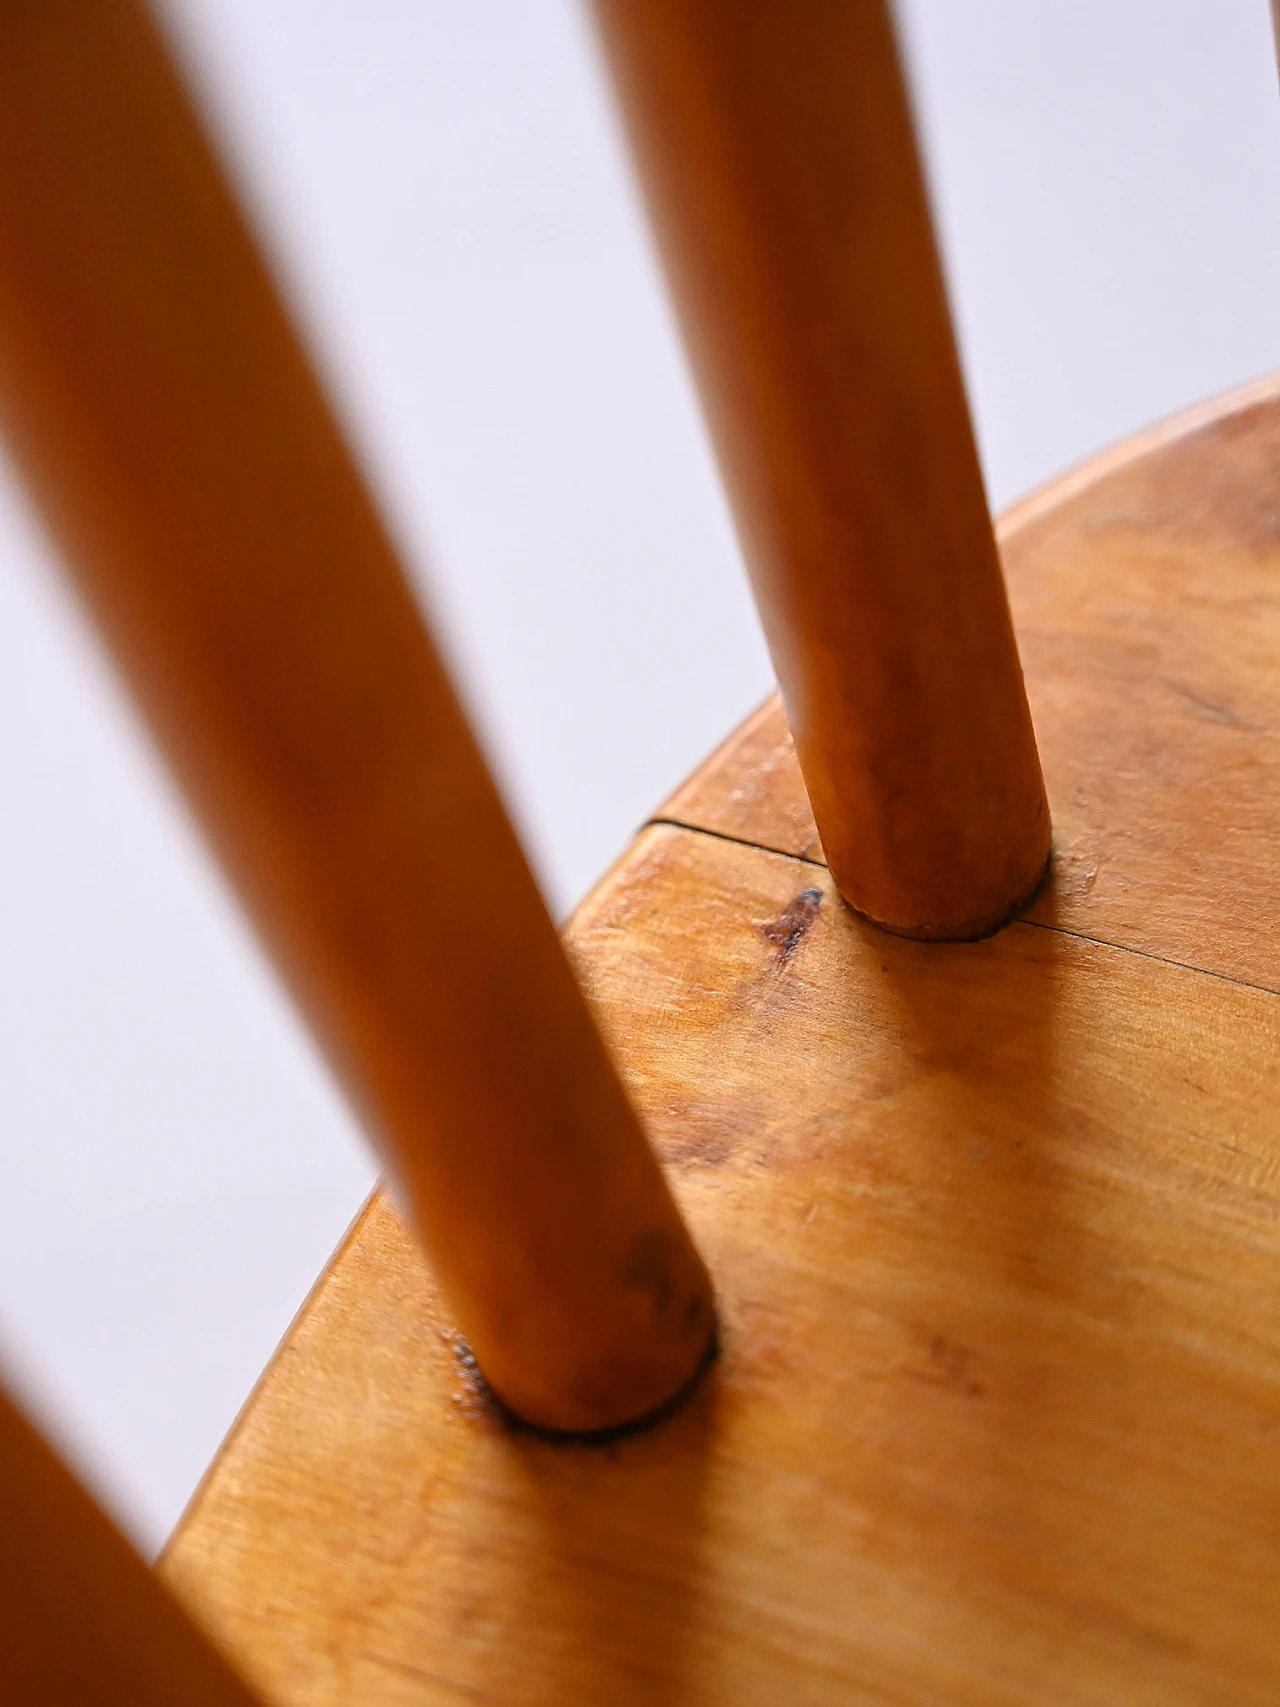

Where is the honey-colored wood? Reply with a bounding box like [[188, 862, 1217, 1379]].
[[0, 0, 711, 1434], [0, 1380, 264, 1705], [164, 384, 1280, 1704], [590, 0, 1049, 940], [164, 822, 1280, 1706], [659, 374, 1280, 992]]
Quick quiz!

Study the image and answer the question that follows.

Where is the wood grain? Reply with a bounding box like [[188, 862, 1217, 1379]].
[[162, 376, 1280, 1703], [0, 0, 713, 1433], [660, 375, 1280, 992], [0, 1380, 264, 1705], [165, 810, 1280, 1703], [590, 0, 1049, 939]]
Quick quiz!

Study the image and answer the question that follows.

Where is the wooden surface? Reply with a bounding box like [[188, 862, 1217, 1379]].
[[0, 0, 711, 1433], [661, 374, 1280, 993], [165, 380, 1280, 1703], [0, 1381, 264, 1706], [591, 0, 1048, 939]]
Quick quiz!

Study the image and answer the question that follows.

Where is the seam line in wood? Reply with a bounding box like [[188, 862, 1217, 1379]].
[[1016, 917, 1280, 1000], [647, 816, 1280, 999], [644, 816, 829, 870]]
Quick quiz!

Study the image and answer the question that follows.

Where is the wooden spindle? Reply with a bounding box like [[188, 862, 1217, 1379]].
[[0, 0, 713, 1435], [591, 0, 1050, 939], [0, 1379, 264, 1705]]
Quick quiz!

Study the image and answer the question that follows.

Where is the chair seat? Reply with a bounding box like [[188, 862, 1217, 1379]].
[[163, 375, 1280, 1707]]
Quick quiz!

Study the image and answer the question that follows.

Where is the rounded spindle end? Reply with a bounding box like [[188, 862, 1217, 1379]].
[[454, 1245, 719, 1440]]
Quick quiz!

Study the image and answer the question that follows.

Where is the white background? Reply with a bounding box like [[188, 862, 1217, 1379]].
[[1, 0, 1278, 1554]]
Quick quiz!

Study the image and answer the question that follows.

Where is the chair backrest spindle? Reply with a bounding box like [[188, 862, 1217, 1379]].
[[0, 1379, 266, 1706], [0, 0, 713, 1439], [591, 0, 1051, 939]]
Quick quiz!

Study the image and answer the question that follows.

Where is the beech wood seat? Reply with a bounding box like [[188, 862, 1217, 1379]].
[[162, 377, 1280, 1707]]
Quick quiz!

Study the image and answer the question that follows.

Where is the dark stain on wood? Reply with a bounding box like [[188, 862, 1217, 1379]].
[[662, 1122, 736, 1170], [1167, 679, 1257, 731], [760, 887, 823, 965], [451, 1323, 721, 1449], [913, 1332, 986, 1399]]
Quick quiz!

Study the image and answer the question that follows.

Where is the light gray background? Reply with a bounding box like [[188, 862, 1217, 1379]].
[[1, 0, 1277, 1554]]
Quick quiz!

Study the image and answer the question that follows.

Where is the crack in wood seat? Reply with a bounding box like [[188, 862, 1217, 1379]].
[[162, 376, 1280, 1707]]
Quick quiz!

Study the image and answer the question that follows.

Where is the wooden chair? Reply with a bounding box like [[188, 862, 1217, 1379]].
[[2, 2, 1277, 1702]]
